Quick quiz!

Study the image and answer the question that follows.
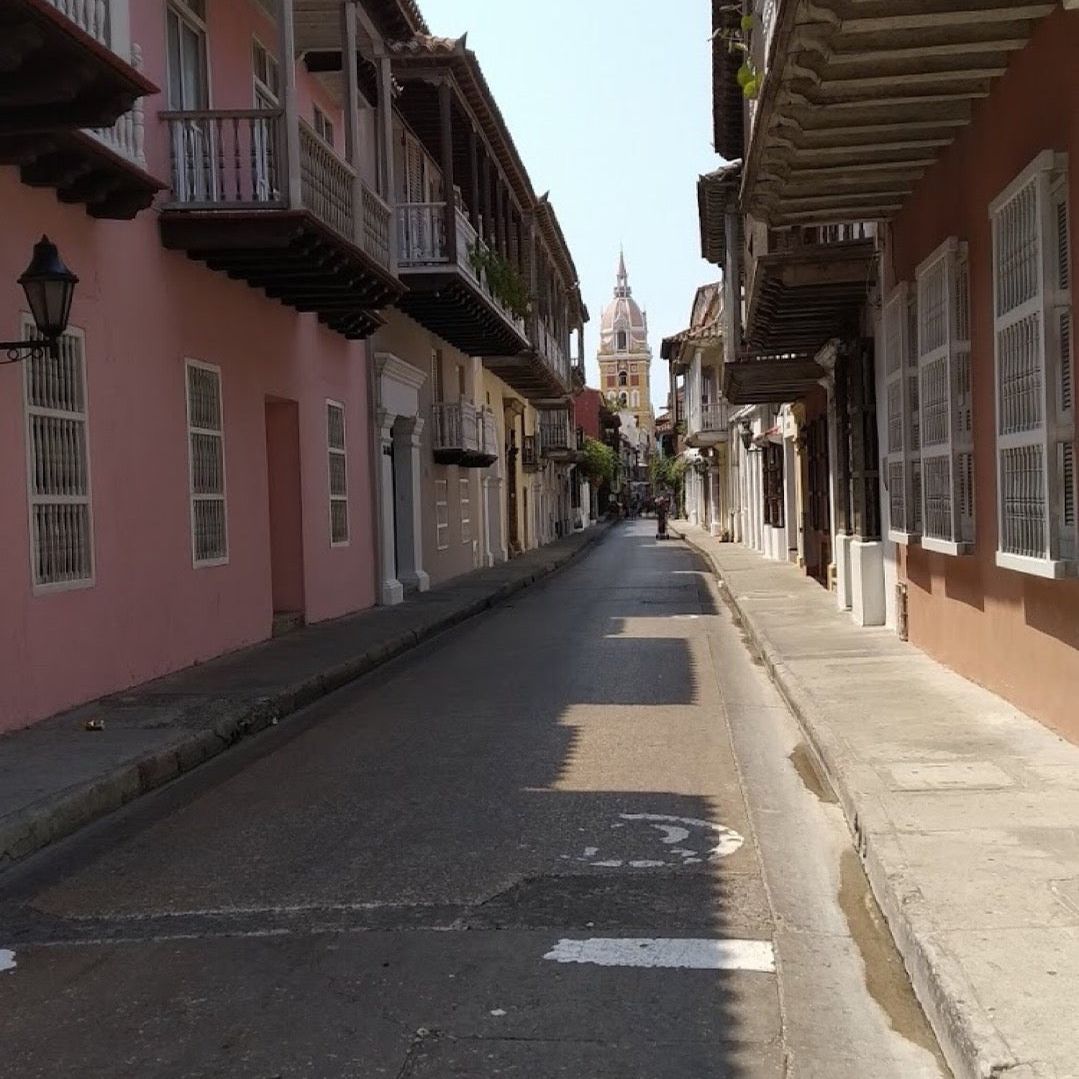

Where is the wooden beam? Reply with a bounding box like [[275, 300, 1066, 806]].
[[439, 79, 457, 265], [839, 6, 1053, 35]]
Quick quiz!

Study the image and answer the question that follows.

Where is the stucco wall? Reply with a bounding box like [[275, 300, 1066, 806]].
[[886, 9, 1079, 740], [0, 1, 380, 731], [370, 314, 482, 587]]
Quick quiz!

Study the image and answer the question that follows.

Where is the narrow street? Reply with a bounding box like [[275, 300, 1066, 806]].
[[0, 523, 945, 1078]]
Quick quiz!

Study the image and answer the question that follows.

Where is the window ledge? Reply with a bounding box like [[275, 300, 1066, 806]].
[[888, 529, 920, 547], [995, 551, 1077, 579], [922, 537, 974, 557]]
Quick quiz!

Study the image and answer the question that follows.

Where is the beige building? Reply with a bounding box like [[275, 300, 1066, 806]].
[[598, 253, 655, 436]]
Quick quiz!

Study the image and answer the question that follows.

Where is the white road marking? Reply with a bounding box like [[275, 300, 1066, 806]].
[[628, 860, 666, 868], [0, 949, 16, 973], [490, 1009, 507, 1017], [543, 937, 775, 973]]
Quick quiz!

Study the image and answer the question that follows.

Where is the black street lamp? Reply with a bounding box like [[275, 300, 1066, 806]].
[[739, 419, 754, 452], [1, 236, 79, 363]]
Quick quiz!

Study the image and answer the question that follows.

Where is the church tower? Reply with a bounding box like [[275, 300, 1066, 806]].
[[597, 251, 654, 434]]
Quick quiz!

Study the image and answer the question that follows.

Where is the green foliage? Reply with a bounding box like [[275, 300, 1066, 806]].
[[468, 244, 532, 321], [581, 436, 617, 487], [651, 454, 687, 491]]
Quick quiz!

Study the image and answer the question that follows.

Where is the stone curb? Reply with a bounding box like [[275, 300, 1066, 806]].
[[672, 525, 1019, 1079], [0, 524, 612, 869]]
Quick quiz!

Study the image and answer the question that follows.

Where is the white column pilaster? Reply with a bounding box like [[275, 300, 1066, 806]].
[[377, 410, 403, 606]]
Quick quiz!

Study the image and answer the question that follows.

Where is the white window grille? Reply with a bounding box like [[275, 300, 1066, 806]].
[[990, 151, 1076, 576], [459, 478, 472, 544], [883, 283, 920, 542], [327, 400, 348, 545], [915, 237, 974, 556], [23, 322, 94, 590], [435, 478, 449, 550], [185, 360, 227, 566]]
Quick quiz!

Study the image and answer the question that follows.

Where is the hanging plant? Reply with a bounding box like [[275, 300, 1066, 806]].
[[715, 5, 760, 99], [467, 243, 533, 321]]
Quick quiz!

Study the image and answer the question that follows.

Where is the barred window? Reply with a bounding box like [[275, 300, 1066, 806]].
[[883, 283, 919, 542], [990, 151, 1075, 576], [435, 478, 448, 550], [460, 478, 472, 544], [186, 360, 227, 565], [915, 237, 974, 555], [24, 323, 94, 589], [327, 401, 348, 545]]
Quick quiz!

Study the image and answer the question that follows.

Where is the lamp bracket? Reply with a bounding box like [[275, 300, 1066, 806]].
[[0, 339, 57, 363]]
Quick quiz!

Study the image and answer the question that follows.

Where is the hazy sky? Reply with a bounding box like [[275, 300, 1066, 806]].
[[417, 0, 721, 411]]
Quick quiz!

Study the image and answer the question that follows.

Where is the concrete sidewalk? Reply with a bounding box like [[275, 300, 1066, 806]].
[[0, 524, 611, 869], [675, 523, 1079, 1079]]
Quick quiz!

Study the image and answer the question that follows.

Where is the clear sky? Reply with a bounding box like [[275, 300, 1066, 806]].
[[416, 0, 721, 413]]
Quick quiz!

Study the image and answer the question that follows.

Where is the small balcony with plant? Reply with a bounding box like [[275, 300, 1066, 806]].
[[0, 0, 161, 218], [158, 1, 403, 340]]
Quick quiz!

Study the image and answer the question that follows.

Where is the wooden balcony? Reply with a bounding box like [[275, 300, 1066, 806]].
[[539, 408, 575, 463], [0, 0, 156, 135], [486, 314, 571, 401], [431, 400, 498, 468], [685, 402, 729, 448], [0, 78, 164, 218], [723, 351, 824, 405], [741, 0, 1054, 224], [396, 202, 529, 357], [745, 222, 877, 357], [158, 109, 402, 340]]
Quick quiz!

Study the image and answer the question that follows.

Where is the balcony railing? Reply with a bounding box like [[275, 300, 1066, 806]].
[[397, 201, 525, 330], [689, 401, 729, 437], [162, 109, 391, 268], [540, 410, 572, 455], [432, 400, 480, 456], [47, 0, 111, 47], [163, 109, 286, 207], [84, 44, 147, 167], [531, 316, 569, 383], [770, 221, 876, 253]]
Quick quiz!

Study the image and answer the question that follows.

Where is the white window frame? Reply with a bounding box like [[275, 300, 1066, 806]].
[[22, 319, 95, 594], [251, 36, 279, 105], [185, 359, 228, 567], [327, 399, 349, 547], [459, 478, 472, 544], [990, 150, 1076, 577], [915, 236, 974, 556], [435, 478, 449, 550], [883, 283, 918, 544]]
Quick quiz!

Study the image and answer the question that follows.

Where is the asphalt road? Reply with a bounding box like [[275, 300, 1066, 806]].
[[0, 522, 948, 1078]]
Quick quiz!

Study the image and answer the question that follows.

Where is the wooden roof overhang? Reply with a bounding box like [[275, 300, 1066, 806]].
[[159, 210, 404, 340], [388, 36, 535, 213], [745, 237, 876, 354], [0, 0, 157, 136], [698, 163, 742, 266], [0, 127, 164, 219], [711, 0, 746, 162], [742, 0, 1056, 225], [395, 268, 530, 356], [723, 351, 824, 405]]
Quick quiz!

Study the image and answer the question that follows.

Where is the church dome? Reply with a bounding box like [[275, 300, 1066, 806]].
[[599, 251, 650, 354]]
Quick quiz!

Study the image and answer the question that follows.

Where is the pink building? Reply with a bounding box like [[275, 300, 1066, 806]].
[[1, 0, 587, 734], [0, 0, 419, 731]]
